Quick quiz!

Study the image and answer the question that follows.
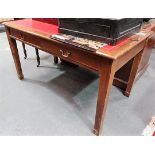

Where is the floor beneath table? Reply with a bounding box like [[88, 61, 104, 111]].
[[0, 31, 155, 136]]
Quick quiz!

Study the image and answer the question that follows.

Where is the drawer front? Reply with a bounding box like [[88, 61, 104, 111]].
[[9, 28, 101, 71], [40, 39, 101, 71]]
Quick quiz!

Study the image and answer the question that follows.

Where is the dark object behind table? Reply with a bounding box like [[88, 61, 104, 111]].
[[143, 18, 151, 23], [58, 18, 143, 45]]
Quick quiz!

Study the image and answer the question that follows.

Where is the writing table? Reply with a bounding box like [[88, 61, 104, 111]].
[[4, 19, 154, 135]]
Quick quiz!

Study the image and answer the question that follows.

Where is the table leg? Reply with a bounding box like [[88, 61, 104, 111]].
[[54, 56, 58, 64], [93, 60, 115, 136], [35, 48, 40, 67], [22, 42, 27, 59], [6, 29, 24, 80], [124, 50, 143, 97]]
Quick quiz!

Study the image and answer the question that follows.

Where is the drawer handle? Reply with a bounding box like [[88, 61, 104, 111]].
[[60, 49, 71, 58]]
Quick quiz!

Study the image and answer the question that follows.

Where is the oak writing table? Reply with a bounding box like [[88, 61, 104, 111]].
[[4, 19, 154, 135]]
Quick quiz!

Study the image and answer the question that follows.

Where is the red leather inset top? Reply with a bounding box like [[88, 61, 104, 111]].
[[12, 19, 59, 35]]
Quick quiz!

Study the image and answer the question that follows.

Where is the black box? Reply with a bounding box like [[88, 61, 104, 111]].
[[58, 18, 143, 45]]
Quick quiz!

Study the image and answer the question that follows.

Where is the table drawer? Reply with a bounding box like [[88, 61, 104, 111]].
[[40, 39, 101, 71]]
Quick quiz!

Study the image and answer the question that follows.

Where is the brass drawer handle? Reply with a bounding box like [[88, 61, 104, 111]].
[[60, 49, 71, 58]]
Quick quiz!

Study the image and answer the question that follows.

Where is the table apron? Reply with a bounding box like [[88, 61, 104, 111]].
[[8, 28, 103, 72]]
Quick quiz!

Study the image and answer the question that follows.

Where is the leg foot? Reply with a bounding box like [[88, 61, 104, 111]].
[[93, 129, 99, 136], [18, 74, 24, 80], [124, 91, 130, 97]]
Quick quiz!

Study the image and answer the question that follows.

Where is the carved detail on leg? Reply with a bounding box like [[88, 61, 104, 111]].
[[35, 48, 40, 67], [22, 42, 27, 59], [54, 56, 58, 64], [93, 59, 115, 136]]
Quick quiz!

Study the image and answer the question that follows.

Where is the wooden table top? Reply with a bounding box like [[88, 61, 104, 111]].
[[4, 19, 153, 60]]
